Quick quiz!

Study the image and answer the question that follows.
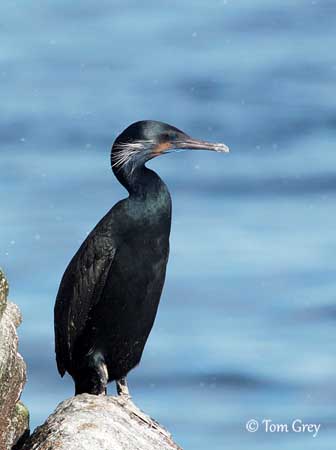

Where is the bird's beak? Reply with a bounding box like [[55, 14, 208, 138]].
[[175, 136, 230, 153]]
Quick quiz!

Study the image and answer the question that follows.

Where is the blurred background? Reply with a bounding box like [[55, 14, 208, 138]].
[[1, 0, 336, 449]]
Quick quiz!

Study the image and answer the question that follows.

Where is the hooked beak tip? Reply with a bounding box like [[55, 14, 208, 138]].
[[213, 143, 230, 153]]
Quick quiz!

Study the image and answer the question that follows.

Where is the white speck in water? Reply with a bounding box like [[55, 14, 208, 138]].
[[192, 32, 197, 38], [194, 165, 200, 170], [10, 240, 15, 245], [34, 233, 41, 241], [20, 137, 25, 143]]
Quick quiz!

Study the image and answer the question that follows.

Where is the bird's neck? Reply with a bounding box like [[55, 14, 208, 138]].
[[113, 163, 167, 198], [113, 164, 172, 234]]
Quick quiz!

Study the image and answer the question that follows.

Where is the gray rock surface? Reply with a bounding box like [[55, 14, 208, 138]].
[[22, 394, 182, 450], [0, 269, 29, 450]]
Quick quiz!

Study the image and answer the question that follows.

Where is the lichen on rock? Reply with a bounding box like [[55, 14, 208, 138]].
[[0, 268, 9, 317]]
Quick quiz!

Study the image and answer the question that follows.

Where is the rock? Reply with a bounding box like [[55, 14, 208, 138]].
[[0, 269, 29, 450], [22, 394, 182, 450]]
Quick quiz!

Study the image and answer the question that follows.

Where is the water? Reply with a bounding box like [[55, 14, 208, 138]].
[[1, 0, 336, 448]]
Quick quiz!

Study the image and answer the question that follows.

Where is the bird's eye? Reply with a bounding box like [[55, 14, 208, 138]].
[[162, 133, 170, 141]]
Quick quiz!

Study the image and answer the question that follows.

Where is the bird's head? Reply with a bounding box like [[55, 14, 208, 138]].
[[111, 120, 229, 175]]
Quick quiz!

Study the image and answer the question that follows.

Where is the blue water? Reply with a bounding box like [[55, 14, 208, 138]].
[[1, 1, 336, 448]]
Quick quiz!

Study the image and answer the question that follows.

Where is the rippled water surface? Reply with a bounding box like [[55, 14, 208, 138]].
[[1, 1, 336, 449]]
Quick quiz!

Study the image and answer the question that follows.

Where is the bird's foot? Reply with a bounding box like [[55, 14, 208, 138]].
[[118, 392, 132, 402], [116, 377, 130, 398]]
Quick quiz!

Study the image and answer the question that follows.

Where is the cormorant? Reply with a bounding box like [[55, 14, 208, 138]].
[[54, 120, 229, 399]]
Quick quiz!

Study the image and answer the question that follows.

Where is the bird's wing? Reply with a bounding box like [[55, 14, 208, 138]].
[[54, 229, 116, 376]]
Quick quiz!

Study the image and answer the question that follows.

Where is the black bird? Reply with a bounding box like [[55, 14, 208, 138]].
[[54, 120, 229, 399]]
